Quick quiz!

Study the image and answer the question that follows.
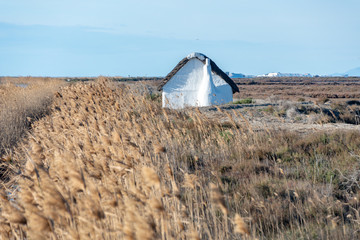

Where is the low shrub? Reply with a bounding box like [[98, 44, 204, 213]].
[[234, 97, 254, 104]]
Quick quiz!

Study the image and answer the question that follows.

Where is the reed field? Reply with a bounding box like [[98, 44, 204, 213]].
[[0, 77, 66, 156], [1, 78, 360, 239]]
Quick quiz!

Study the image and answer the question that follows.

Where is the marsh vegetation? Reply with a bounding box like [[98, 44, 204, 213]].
[[0, 77, 359, 239]]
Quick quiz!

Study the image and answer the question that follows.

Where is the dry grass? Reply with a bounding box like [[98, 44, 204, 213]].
[[0, 78, 360, 239], [0, 77, 65, 156]]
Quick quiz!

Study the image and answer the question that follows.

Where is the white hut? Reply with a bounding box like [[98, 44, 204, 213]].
[[158, 53, 239, 109]]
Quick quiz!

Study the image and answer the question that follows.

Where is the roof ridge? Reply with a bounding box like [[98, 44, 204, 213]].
[[186, 52, 206, 61], [158, 54, 239, 93]]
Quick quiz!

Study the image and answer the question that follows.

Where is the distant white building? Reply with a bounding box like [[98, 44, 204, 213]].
[[158, 52, 239, 109], [259, 72, 312, 77], [267, 72, 280, 77]]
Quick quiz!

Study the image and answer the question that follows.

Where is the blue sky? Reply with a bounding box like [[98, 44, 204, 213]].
[[0, 0, 359, 77]]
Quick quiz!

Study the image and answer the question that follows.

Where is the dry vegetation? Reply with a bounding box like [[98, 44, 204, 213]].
[[229, 77, 360, 130], [0, 77, 65, 156], [0, 78, 360, 239], [234, 77, 360, 101]]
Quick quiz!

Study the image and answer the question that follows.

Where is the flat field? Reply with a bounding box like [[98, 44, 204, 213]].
[[234, 76, 360, 100], [201, 77, 360, 133], [0, 77, 359, 239]]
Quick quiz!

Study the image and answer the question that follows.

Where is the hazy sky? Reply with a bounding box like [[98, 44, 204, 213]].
[[0, 0, 359, 76]]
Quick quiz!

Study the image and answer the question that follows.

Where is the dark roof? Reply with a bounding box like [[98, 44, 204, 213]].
[[158, 53, 239, 93]]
